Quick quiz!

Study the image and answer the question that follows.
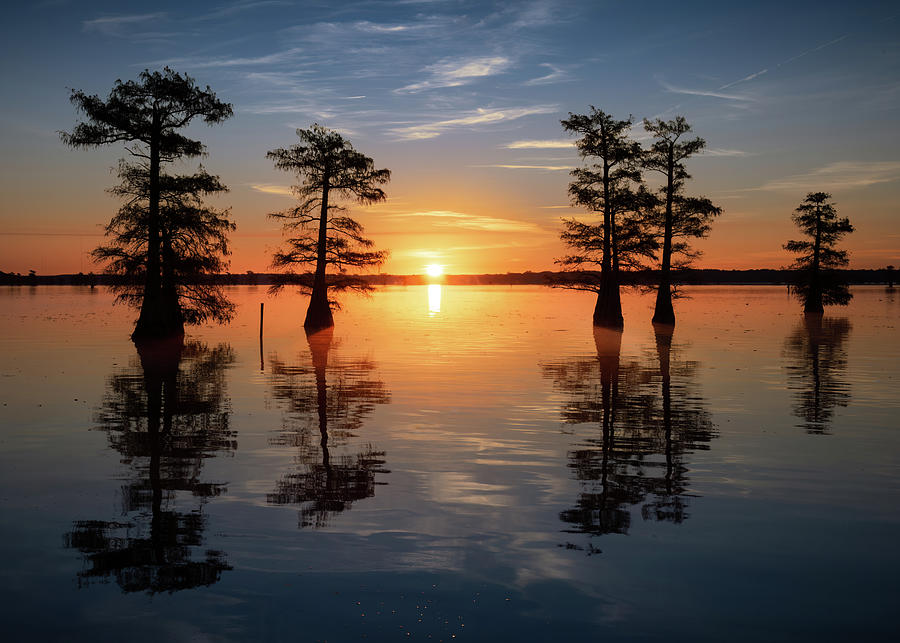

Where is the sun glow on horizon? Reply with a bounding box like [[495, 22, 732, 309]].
[[425, 264, 444, 277]]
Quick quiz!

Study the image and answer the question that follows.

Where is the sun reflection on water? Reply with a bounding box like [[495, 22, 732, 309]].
[[427, 284, 441, 315]]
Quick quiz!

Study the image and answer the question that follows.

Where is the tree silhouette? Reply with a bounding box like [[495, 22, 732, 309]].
[[887, 265, 895, 289], [783, 316, 852, 434], [557, 108, 649, 328], [92, 161, 236, 325], [266, 125, 390, 331], [541, 326, 715, 546], [266, 328, 391, 528], [642, 116, 722, 326], [784, 192, 854, 313], [62, 68, 233, 339], [64, 339, 236, 592]]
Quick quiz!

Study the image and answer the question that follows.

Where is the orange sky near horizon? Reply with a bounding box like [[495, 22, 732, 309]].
[[2, 2, 898, 276], [1, 155, 896, 276]]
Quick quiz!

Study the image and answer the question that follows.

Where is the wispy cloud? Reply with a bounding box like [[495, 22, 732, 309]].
[[703, 148, 750, 157], [477, 164, 574, 171], [401, 239, 539, 258], [503, 139, 573, 149], [719, 68, 768, 90], [389, 210, 543, 233], [83, 12, 165, 37], [201, 1, 290, 20], [242, 103, 323, 115], [148, 47, 306, 69], [354, 21, 415, 33], [395, 56, 512, 93], [756, 161, 900, 191], [510, 0, 559, 29], [524, 63, 570, 86], [391, 105, 557, 140], [660, 80, 754, 101], [250, 183, 294, 197], [283, 16, 457, 45], [711, 194, 749, 200]]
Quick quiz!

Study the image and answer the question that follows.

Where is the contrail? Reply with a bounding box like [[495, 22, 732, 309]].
[[651, 31, 851, 119]]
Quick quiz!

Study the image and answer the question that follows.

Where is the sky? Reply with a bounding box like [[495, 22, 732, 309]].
[[1, 0, 898, 275]]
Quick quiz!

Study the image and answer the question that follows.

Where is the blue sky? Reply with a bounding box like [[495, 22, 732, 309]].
[[1, 0, 898, 273]]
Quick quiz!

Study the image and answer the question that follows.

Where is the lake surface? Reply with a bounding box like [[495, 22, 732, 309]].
[[1, 285, 898, 642]]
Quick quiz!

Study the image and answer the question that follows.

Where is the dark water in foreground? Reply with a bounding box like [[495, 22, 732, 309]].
[[1, 285, 898, 642]]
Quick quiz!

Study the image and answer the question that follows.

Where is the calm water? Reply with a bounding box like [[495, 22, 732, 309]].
[[1, 285, 898, 642]]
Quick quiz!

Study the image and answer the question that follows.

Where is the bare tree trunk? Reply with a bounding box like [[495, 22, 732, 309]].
[[594, 154, 623, 328], [653, 152, 676, 326], [133, 114, 183, 340], [305, 180, 334, 330], [593, 273, 623, 328], [133, 121, 166, 339], [805, 207, 824, 314]]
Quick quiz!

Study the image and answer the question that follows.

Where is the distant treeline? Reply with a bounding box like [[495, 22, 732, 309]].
[[2, 268, 895, 287]]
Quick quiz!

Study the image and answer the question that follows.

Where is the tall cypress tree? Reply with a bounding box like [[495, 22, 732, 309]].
[[266, 125, 390, 331], [559, 108, 646, 328], [62, 68, 232, 339], [784, 192, 853, 313], [642, 117, 721, 326]]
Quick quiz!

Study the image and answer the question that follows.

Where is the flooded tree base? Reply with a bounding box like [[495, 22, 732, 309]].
[[303, 304, 335, 331]]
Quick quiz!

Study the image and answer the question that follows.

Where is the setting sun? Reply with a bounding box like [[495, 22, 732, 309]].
[[425, 264, 444, 277]]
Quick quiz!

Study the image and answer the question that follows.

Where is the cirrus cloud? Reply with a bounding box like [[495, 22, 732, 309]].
[[395, 56, 512, 93], [391, 105, 558, 140], [757, 161, 900, 191]]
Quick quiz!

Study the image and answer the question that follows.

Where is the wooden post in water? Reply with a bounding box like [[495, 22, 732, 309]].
[[259, 302, 264, 371]]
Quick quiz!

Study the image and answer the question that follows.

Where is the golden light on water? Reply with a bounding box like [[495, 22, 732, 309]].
[[425, 264, 444, 277], [428, 283, 441, 315]]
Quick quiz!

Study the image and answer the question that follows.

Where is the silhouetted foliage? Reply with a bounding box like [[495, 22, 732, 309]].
[[92, 161, 236, 325], [541, 326, 715, 546], [642, 116, 722, 325], [557, 108, 649, 328], [62, 68, 233, 339], [267, 125, 390, 331], [266, 328, 391, 528], [783, 316, 852, 434], [784, 192, 854, 313], [64, 339, 236, 592]]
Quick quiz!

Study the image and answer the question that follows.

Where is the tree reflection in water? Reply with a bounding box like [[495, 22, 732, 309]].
[[64, 338, 236, 592], [267, 328, 391, 528], [783, 316, 852, 434], [542, 326, 716, 546]]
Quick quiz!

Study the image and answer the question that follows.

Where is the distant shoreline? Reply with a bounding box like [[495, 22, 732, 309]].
[[2, 268, 895, 287]]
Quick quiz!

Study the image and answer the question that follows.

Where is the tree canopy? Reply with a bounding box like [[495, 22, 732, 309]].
[[62, 68, 233, 160], [784, 192, 853, 312], [267, 124, 390, 330]]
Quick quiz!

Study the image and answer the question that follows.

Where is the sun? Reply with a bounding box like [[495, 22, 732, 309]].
[[425, 264, 444, 277]]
